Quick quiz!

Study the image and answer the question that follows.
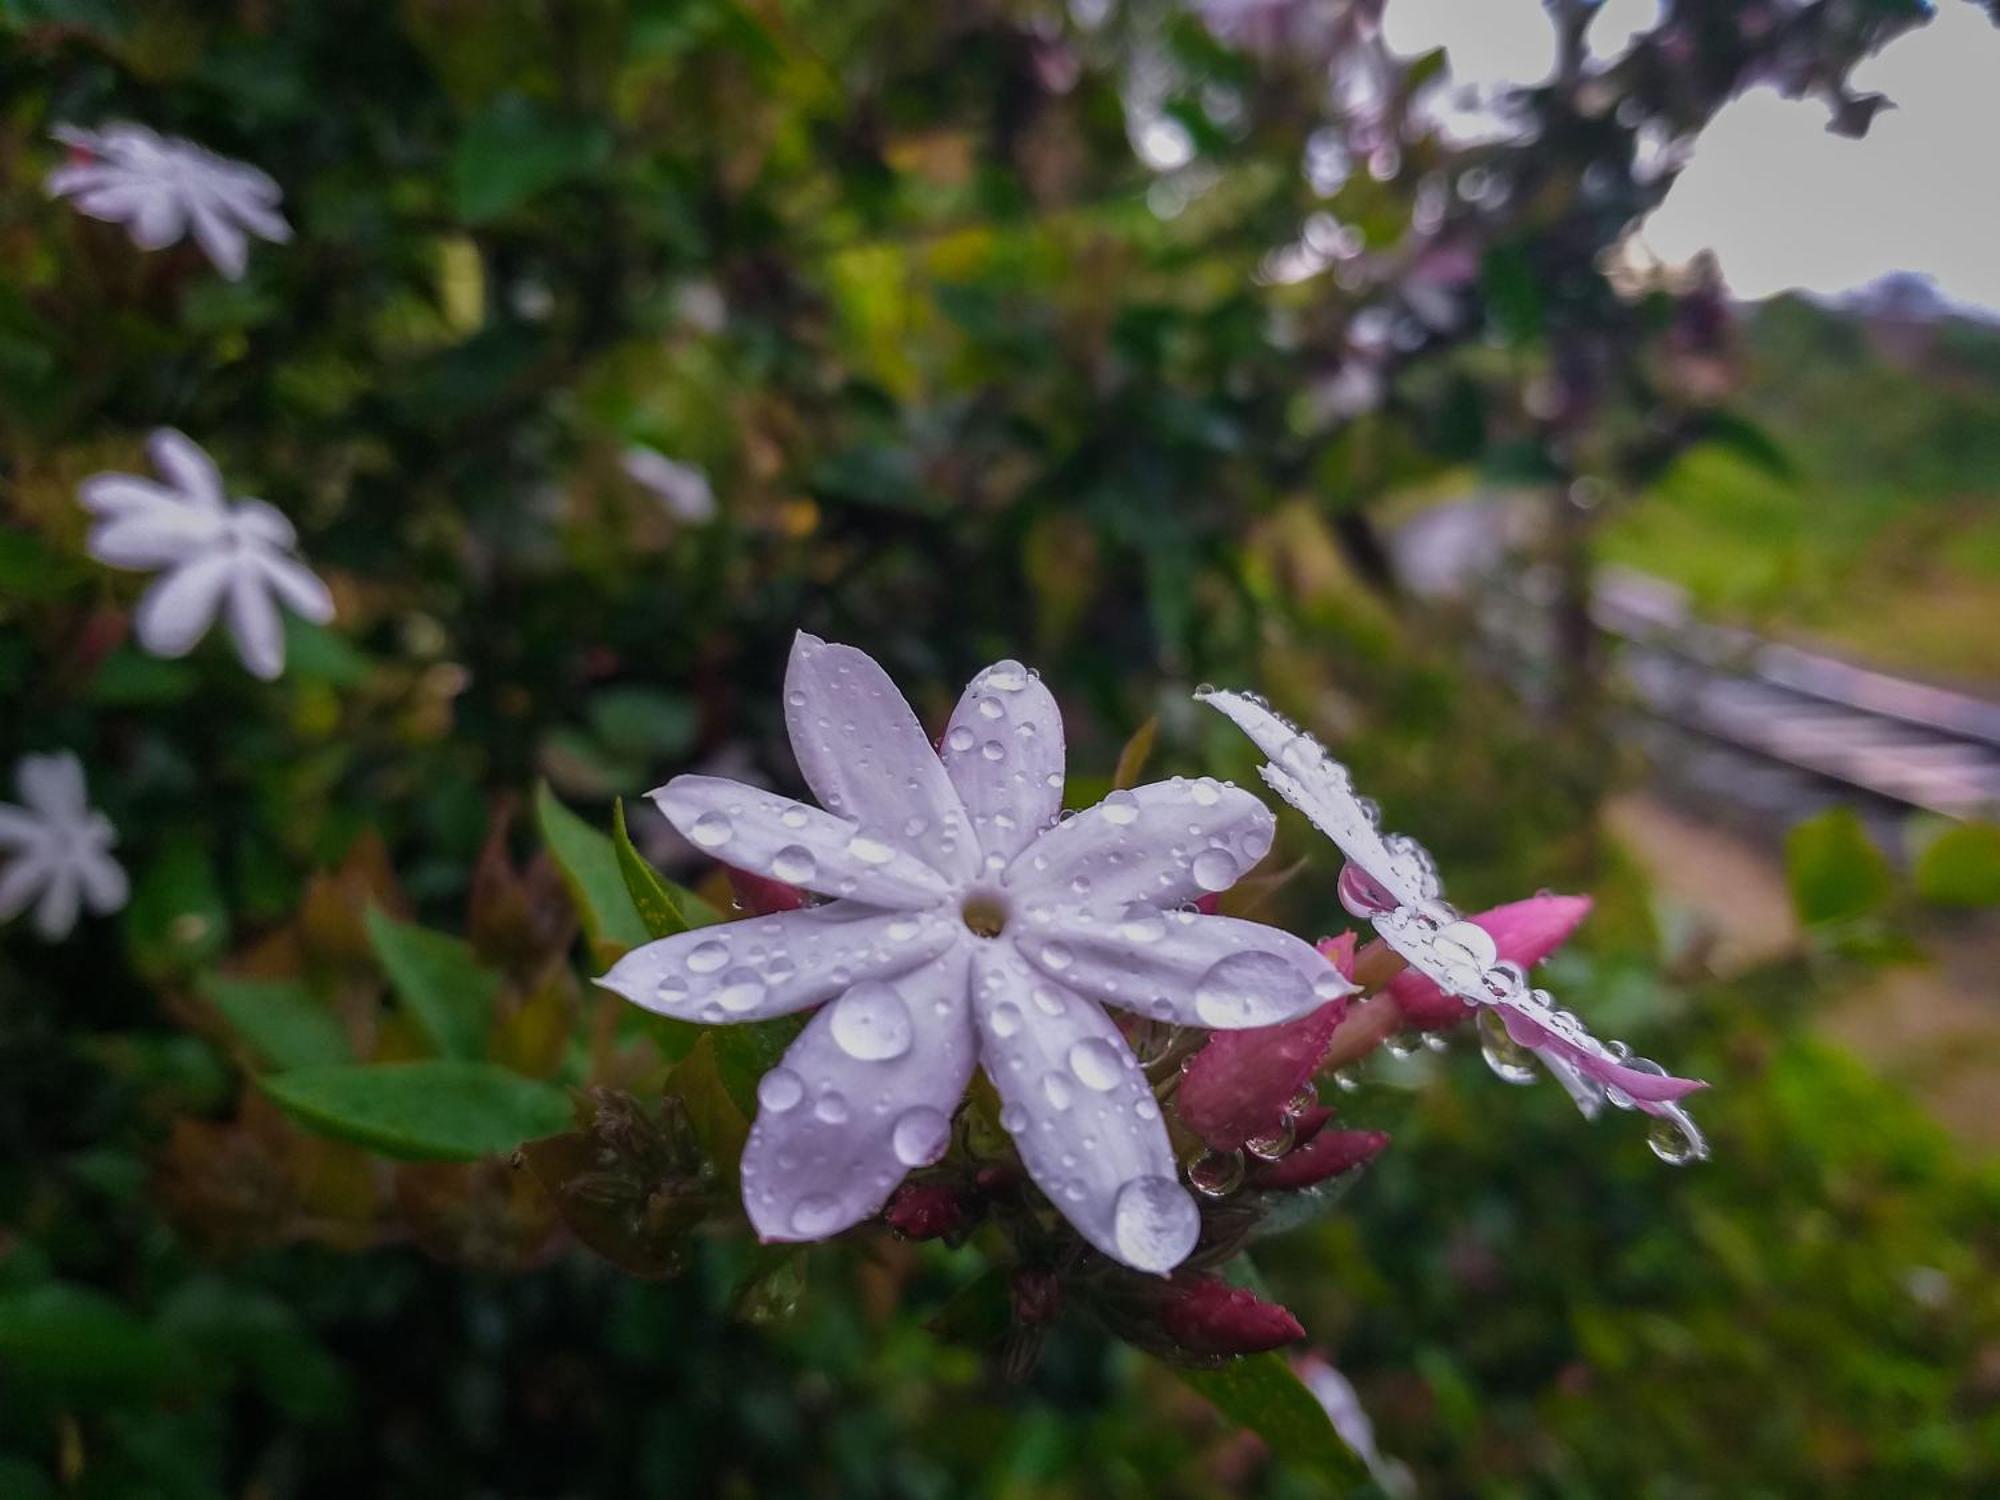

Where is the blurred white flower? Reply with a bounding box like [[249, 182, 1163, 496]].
[[621, 445, 717, 523], [0, 753, 127, 941], [45, 122, 291, 280], [598, 635, 1349, 1271], [80, 430, 333, 681]]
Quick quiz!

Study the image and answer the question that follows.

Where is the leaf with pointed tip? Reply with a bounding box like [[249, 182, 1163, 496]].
[[1113, 716, 1158, 790], [364, 907, 500, 1060], [260, 1062, 572, 1161], [1174, 1352, 1368, 1483], [202, 975, 351, 1071], [536, 782, 651, 960]]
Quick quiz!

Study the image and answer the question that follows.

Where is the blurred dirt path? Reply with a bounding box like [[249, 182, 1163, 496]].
[[1606, 794, 2000, 1156]]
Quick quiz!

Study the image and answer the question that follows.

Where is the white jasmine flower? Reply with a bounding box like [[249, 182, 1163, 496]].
[[621, 446, 716, 523], [46, 123, 291, 280], [0, 753, 128, 941], [598, 635, 1350, 1272], [79, 430, 333, 681]]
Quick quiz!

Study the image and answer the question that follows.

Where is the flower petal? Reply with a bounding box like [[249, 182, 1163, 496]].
[[147, 429, 226, 511], [132, 553, 233, 658], [971, 946, 1198, 1274], [188, 201, 248, 279], [940, 658, 1064, 866], [77, 474, 180, 521], [595, 903, 957, 1023], [224, 567, 285, 679], [1016, 907, 1349, 1030], [128, 189, 187, 251], [257, 551, 334, 624], [650, 774, 954, 909], [782, 633, 978, 883], [31, 863, 80, 940], [0, 855, 49, 920], [1004, 777, 1274, 915], [87, 506, 224, 569], [16, 753, 87, 821], [740, 949, 977, 1243], [234, 499, 296, 549], [75, 848, 129, 915], [1389, 895, 1593, 1030], [0, 807, 46, 850]]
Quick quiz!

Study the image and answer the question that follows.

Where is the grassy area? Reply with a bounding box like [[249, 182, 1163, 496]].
[[1600, 293, 2000, 683]]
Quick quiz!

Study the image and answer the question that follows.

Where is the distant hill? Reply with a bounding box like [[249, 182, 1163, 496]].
[[1598, 286, 2000, 684]]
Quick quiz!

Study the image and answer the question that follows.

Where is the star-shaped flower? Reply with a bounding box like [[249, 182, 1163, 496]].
[[0, 753, 127, 941], [79, 430, 334, 681], [598, 635, 1351, 1272], [45, 123, 291, 280]]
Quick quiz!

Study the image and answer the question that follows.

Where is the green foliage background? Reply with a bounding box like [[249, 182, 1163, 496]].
[[1, 3, 1997, 1497]]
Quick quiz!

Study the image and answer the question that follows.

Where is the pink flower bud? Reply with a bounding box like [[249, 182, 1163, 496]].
[[1176, 934, 1356, 1151], [882, 1181, 968, 1241], [1157, 1275, 1306, 1357], [1390, 894, 1592, 1030], [726, 866, 807, 916], [1249, 1128, 1389, 1191]]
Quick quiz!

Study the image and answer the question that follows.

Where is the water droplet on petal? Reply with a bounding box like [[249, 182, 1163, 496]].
[[1068, 1037, 1125, 1092], [1112, 1176, 1201, 1271], [1188, 1149, 1245, 1198], [1042, 1073, 1073, 1111], [1476, 1008, 1539, 1084], [846, 833, 894, 866], [654, 974, 689, 1007], [1190, 778, 1221, 807], [980, 739, 1005, 762], [985, 662, 1029, 692], [814, 1091, 849, 1124], [975, 695, 1004, 720], [772, 845, 817, 884], [1244, 1119, 1295, 1160], [1190, 847, 1238, 893], [945, 725, 976, 753], [891, 1106, 951, 1167], [790, 1194, 845, 1237], [1193, 950, 1311, 1028], [1646, 1113, 1704, 1165], [1117, 904, 1166, 945], [715, 967, 766, 1013], [988, 1001, 1024, 1038], [1101, 790, 1140, 826], [829, 981, 913, 1061], [1040, 941, 1074, 972], [689, 811, 733, 848], [757, 1068, 805, 1112], [686, 940, 729, 975]]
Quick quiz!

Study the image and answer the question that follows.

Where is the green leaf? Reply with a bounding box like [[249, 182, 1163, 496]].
[[450, 97, 611, 222], [614, 798, 721, 938], [536, 782, 652, 959], [1785, 808, 1895, 926], [260, 1061, 572, 1160], [1913, 820, 2000, 908], [1174, 1353, 1368, 1484], [364, 907, 502, 1059], [202, 975, 351, 1070], [0, 1283, 188, 1393], [665, 1034, 750, 1177]]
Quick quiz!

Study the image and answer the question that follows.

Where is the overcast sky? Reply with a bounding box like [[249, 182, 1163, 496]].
[[1384, 0, 2000, 310]]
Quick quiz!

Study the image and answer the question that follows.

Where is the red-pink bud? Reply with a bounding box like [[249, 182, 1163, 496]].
[[1249, 1128, 1389, 1191], [1157, 1275, 1305, 1357], [1390, 894, 1592, 1030], [883, 1182, 968, 1240], [726, 866, 807, 916], [1192, 892, 1222, 916], [1177, 933, 1355, 1151]]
